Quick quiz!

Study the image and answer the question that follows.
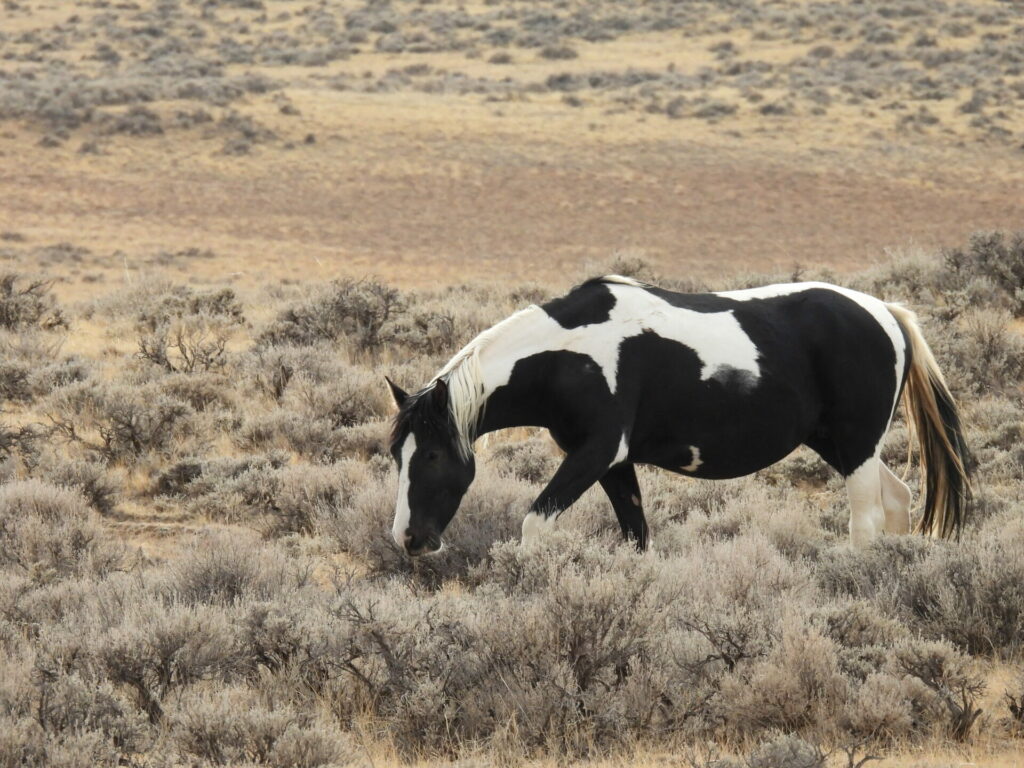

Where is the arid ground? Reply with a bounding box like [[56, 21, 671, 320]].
[[2, 0, 1024, 293], [1, 0, 1024, 766]]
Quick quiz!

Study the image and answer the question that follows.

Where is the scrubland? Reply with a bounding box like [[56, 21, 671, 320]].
[[2, 0, 1024, 291], [3, 0, 1024, 765], [3, 0, 1023, 146], [1, 232, 1023, 767]]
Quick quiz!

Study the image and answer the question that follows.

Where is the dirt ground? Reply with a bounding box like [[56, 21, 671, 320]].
[[4, 97, 1024, 298]]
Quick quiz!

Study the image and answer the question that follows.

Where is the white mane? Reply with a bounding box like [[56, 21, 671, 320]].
[[432, 305, 542, 460], [600, 274, 645, 287]]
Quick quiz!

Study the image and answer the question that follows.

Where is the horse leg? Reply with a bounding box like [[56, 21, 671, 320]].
[[879, 462, 912, 534], [845, 455, 886, 548], [522, 436, 622, 544], [599, 463, 648, 551]]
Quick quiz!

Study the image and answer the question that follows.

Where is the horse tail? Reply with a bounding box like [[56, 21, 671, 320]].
[[887, 303, 971, 539]]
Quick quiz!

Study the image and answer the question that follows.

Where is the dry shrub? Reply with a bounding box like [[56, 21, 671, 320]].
[[0, 480, 123, 581], [893, 524, 1024, 656], [154, 452, 287, 521], [264, 461, 360, 535], [745, 733, 826, 768], [1005, 673, 1024, 736], [487, 432, 559, 484], [717, 620, 850, 740], [46, 381, 196, 465], [281, 365, 390, 428], [32, 673, 149, 760], [240, 596, 348, 688], [138, 314, 235, 374], [158, 371, 237, 412], [241, 342, 347, 402], [844, 670, 938, 742], [816, 528, 1024, 656], [0, 423, 38, 468], [893, 639, 985, 740], [161, 531, 312, 606], [0, 331, 89, 404], [0, 716, 131, 768], [649, 535, 806, 691], [32, 453, 119, 516], [94, 602, 249, 723], [762, 448, 834, 488], [332, 535, 682, 756], [171, 686, 347, 767], [388, 307, 460, 356], [816, 600, 906, 651], [930, 308, 1024, 395], [815, 535, 931, 603], [0, 274, 67, 331], [131, 286, 243, 374], [317, 462, 531, 582], [941, 231, 1024, 315], [238, 408, 389, 463], [813, 600, 908, 683], [129, 284, 244, 327], [258, 279, 404, 350]]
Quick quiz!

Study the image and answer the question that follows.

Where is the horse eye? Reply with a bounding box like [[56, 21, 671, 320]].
[[425, 450, 440, 462]]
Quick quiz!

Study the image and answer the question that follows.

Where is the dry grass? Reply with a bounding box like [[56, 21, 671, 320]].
[[1, 0, 1023, 298], [2, 235, 1024, 767], [3, 1, 1024, 765]]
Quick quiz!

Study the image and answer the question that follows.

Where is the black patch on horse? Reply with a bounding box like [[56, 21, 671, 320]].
[[541, 279, 617, 328]]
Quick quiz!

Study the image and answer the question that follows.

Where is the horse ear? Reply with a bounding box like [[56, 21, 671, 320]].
[[430, 378, 449, 412], [385, 376, 408, 408]]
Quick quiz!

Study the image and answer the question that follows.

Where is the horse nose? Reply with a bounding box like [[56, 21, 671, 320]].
[[403, 530, 440, 557]]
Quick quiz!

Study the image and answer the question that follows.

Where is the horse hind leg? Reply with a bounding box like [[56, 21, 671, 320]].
[[845, 455, 887, 548], [879, 462, 912, 534]]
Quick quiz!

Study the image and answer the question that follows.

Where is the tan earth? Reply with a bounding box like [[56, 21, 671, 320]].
[[4, 95, 1023, 298]]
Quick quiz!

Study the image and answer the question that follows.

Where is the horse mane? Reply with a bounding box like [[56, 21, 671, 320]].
[[596, 274, 647, 288], [391, 304, 543, 461]]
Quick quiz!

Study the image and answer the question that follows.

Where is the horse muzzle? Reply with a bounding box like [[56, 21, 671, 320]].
[[401, 530, 443, 557]]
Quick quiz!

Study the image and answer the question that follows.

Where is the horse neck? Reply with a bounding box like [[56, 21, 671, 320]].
[[440, 305, 551, 441]]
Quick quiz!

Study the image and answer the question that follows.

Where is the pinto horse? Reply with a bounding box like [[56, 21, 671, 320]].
[[386, 277, 970, 555]]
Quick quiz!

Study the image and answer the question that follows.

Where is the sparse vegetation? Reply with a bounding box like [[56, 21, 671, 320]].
[[1, 231, 1023, 766], [0, 0, 1021, 149]]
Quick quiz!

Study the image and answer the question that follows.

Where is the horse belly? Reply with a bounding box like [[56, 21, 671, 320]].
[[615, 325, 821, 479], [628, 379, 819, 480]]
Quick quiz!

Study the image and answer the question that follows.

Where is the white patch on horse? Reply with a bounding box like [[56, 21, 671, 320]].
[[521, 511, 556, 544], [845, 451, 885, 548], [391, 435, 416, 545], [600, 284, 761, 389], [612, 434, 629, 465], [438, 281, 762, 421], [719, 282, 906, 421], [681, 445, 702, 472]]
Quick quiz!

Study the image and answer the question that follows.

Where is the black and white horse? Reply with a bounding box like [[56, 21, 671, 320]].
[[386, 277, 970, 555]]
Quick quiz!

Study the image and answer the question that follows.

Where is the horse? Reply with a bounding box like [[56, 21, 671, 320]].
[[385, 276, 971, 556]]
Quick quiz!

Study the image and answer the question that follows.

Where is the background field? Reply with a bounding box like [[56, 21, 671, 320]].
[[2, 0, 1024, 291], [2, 0, 1024, 766]]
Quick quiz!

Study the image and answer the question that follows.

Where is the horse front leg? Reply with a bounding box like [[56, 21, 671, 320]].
[[522, 435, 624, 544]]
